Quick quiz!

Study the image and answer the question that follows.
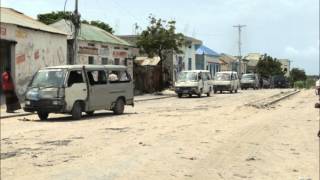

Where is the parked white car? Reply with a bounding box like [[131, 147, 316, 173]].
[[213, 71, 240, 93], [24, 65, 134, 120], [174, 70, 213, 98]]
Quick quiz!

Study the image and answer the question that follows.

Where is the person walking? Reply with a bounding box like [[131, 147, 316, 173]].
[[1, 68, 21, 113]]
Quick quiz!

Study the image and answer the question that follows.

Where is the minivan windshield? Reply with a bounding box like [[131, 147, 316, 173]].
[[177, 72, 198, 82], [30, 69, 66, 88], [215, 73, 231, 81], [242, 74, 255, 80]]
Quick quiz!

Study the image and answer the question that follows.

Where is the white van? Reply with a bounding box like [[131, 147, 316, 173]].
[[213, 71, 240, 93], [174, 70, 213, 98], [24, 65, 134, 120]]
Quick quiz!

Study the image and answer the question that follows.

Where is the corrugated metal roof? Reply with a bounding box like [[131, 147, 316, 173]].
[[196, 45, 220, 56], [0, 7, 67, 35], [51, 20, 132, 46], [135, 56, 160, 66]]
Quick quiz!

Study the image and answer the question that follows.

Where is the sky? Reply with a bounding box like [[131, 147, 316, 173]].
[[2, 0, 319, 75]]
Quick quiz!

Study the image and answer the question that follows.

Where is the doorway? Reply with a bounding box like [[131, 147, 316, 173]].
[[0, 40, 15, 95]]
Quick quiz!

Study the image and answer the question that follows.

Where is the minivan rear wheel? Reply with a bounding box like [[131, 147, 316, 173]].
[[37, 111, 49, 120], [72, 102, 82, 120], [113, 98, 125, 115]]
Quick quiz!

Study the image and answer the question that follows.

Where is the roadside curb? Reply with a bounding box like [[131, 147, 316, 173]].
[[264, 90, 300, 106], [246, 90, 300, 108], [1, 112, 34, 120], [134, 95, 175, 102]]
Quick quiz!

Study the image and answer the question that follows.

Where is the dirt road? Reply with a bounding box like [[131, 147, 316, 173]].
[[1, 89, 318, 180]]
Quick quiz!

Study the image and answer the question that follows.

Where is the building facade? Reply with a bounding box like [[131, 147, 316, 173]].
[[0, 8, 67, 96], [118, 35, 203, 84], [195, 45, 221, 77], [278, 59, 290, 77], [51, 21, 134, 76]]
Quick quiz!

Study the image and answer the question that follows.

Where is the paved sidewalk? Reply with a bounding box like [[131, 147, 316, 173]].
[[0, 90, 176, 119]]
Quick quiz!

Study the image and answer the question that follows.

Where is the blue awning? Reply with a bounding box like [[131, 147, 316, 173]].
[[196, 45, 220, 57]]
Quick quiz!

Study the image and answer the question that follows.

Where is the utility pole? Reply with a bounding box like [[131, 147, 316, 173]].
[[71, 0, 80, 64], [233, 24, 246, 75]]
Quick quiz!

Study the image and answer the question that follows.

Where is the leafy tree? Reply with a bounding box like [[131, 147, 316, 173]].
[[37, 11, 114, 34], [136, 15, 184, 88], [88, 20, 114, 34], [37, 11, 72, 25], [256, 54, 284, 78], [289, 68, 307, 84]]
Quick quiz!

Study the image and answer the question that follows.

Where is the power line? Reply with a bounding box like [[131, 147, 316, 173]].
[[233, 24, 246, 74], [233, 24, 246, 58]]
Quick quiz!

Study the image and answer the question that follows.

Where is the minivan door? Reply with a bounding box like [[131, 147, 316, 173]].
[[65, 70, 88, 111], [201, 72, 209, 93], [86, 70, 108, 110]]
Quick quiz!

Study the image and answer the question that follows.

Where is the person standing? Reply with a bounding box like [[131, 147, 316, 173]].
[[1, 68, 21, 113]]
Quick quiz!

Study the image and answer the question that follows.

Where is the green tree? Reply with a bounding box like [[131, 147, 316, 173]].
[[289, 68, 307, 85], [256, 54, 284, 78], [37, 11, 114, 34], [37, 11, 72, 25], [136, 15, 184, 89], [89, 20, 114, 34]]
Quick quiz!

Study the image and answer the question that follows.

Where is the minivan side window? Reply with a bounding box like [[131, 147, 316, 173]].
[[108, 70, 131, 83], [68, 70, 84, 87], [87, 70, 107, 85]]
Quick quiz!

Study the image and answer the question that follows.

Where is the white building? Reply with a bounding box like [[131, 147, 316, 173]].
[[279, 59, 290, 77], [0, 7, 67, 96]]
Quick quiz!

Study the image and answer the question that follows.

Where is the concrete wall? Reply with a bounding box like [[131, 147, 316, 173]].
[[0, 23, 67, 96]]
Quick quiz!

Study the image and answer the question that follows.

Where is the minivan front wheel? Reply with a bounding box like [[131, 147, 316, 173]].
[[72, 102, 82, 120], [113, 98, 125, 115], [37, 111, 49, 120]]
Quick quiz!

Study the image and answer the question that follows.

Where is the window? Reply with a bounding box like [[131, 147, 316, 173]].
[[88, 56, 94, 64], [88, 43, 95, 47], [108, 70, 131, 83], [188, 58, 192, 70], [114, 47, 120, 49], [114, 58, 120, 65], [201, 72, 208, 81], [87, 70, 107, 85], [67, 70, 84, 87], [101, 58, 108, 65]]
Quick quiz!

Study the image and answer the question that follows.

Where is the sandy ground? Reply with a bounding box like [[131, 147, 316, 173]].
[[1, 89, 319, 180]]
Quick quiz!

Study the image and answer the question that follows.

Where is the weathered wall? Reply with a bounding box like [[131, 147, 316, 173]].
[[77, 40, 134, 77], [0, 23, 67, 96]]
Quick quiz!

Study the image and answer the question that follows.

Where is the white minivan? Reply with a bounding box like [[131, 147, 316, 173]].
[[24, 65, 134, 120], [174, 70, 213, 98], [213, 71, 240, 93]]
